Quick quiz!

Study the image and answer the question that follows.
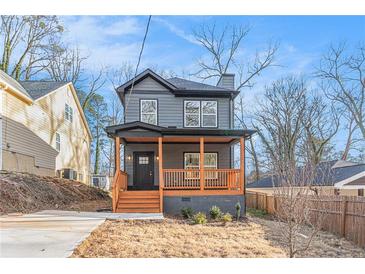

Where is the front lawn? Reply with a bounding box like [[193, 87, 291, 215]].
[[70, 215, 365, 258], [71, 218, 285, 258]]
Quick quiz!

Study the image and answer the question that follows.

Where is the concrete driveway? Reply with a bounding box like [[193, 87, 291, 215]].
[[0, 210, 163, 258]]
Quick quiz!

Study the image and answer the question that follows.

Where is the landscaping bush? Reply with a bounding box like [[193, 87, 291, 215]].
[[209, 205, 222, 220], [181, 207, 194, 219], [192, 212, 207, 224], [235, 202, 241, 221], [221, 213, 233, 223]]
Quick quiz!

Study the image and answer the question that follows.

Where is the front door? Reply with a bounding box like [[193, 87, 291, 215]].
[[133, 152, 154, 189]]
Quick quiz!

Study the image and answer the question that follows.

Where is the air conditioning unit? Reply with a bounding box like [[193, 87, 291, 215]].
[[91, 175, 110, 191], [61, 169, 78, 180]]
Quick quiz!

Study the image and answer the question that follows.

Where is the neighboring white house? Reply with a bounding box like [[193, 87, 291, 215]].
[[0, 69, 91, 184]]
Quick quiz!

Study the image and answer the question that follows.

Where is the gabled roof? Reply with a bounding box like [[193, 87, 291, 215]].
[[248, 160, 365, 188], [0, 69, 32, 101], [116, 69, 238, 105], [20, 81, 69, 100]]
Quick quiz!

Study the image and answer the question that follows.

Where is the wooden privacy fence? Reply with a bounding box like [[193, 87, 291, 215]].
[[246, 191, 365, 248]]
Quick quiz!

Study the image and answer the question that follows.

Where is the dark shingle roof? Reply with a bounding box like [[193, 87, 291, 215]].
[[248, 160, 365, 188], [167, 77, 232, 92], [19, 81, 68, 100]]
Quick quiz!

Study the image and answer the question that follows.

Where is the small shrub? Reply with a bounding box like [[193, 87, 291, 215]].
[[209, 205, 222, 220], [221, 213, 232, 223], [181, 207, 194, 219], [246, 208, 267, 218], [235, 202, 241, 221], [192, 212, 207, 224]]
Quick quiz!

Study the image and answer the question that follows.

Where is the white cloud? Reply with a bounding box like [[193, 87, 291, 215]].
[[153, 17, 200, 45], [103, 17, 142, 36]]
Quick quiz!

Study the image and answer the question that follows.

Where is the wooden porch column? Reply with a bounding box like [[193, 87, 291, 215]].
[[158, 137, 164, 212], [200, 137, 205, 191], [115, 137, 120, 173], [240, 137, 245, 194]]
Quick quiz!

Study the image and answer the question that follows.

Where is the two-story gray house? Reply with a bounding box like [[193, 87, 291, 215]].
[[106, 69, 255, 215]]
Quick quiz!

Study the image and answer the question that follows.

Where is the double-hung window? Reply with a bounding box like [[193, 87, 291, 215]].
[[184, 100, 217, 127], [202, 101, 217, 127], [140, 99, 157, 125], [65, 103, 73, 122], [184, 152, 218, 179], [55, 132, 61, 151]]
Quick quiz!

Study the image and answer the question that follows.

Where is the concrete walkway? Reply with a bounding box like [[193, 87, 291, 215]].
[[0, 210, 163, 258]]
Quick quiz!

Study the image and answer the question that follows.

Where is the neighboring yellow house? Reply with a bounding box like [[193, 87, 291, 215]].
[[0, 70, 91, 184]]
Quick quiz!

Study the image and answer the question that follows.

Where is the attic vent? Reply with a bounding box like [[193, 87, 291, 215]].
[[168, 126, 177, 128]]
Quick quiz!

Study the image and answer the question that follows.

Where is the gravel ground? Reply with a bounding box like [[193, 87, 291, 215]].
[[71, 216, 365, 258]]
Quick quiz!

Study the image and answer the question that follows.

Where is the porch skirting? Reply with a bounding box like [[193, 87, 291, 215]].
[[163, 195, 245, 216]]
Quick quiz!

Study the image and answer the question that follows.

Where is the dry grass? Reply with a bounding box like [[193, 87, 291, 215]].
[[72, 216, 365, 258], [71, 218, 286, 258]]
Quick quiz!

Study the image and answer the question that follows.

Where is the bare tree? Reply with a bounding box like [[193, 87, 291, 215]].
[[253, 77, 331, 257], [0, 15, 63, 80], [303, 96, 340, 164], [44, 44, 86, 84], [108, 62, 135, 89], [193, 23, 278, 88], [235, 94, 260, 181], [316, 43, 365, 139]]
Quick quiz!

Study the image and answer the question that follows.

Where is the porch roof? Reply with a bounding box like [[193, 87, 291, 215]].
[[106, 121, 255, 143]]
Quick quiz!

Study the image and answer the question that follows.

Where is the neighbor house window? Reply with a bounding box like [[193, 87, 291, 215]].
[[55, 132, 61, 151], [184, 101, 200, 127], [184, 152, 218, 179], [65, 103, 73, 122], [202, 101, 217, 127], [140, 99, 157, 125], [184, 100, 217, 127], [79, 173, 83, 182]]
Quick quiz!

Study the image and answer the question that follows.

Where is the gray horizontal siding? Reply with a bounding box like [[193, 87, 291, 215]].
[[125, 91, 231, 129], [2, 117, 58, 169], [124, 143, 231, 186]]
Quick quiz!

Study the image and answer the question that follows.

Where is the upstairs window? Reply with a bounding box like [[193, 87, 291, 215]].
[[184, 100, 217, 127], [140, 99, 157, 125], [65, 103, 73, 122], [184, 101, 200, 127], [55, 132, 61, 151], [202, 101, 217, 127]]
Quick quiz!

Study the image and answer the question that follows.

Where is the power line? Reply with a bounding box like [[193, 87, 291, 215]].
[[125, 15, 152, 111]]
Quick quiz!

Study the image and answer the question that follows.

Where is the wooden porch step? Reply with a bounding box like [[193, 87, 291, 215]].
[[116, 190, 160, 213], [115, 208, 160, 213]]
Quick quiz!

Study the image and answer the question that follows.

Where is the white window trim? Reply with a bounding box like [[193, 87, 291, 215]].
[[184, 100, 201, 128], [140, 99, 158, 125], [202, 101, 218, 128], [184, 152, 218, 179], [65, 103, 73, 122], [55, 132, 61, 152]]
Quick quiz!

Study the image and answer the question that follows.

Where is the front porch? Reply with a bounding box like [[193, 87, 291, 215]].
[[107, 122, 254, 213]]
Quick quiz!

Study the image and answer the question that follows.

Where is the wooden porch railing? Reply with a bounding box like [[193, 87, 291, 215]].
[[112, 170, 128, 212], [163, 169, 241, 190]]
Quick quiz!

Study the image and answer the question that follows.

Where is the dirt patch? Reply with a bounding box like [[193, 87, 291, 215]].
[[71, 218, 286, 258], [252, 216, 365, 258], [0, 171, 111, 214]]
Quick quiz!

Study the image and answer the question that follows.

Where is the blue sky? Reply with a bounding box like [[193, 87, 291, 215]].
[[60, 16, 365, 95], [60, 16, 364, 155]]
